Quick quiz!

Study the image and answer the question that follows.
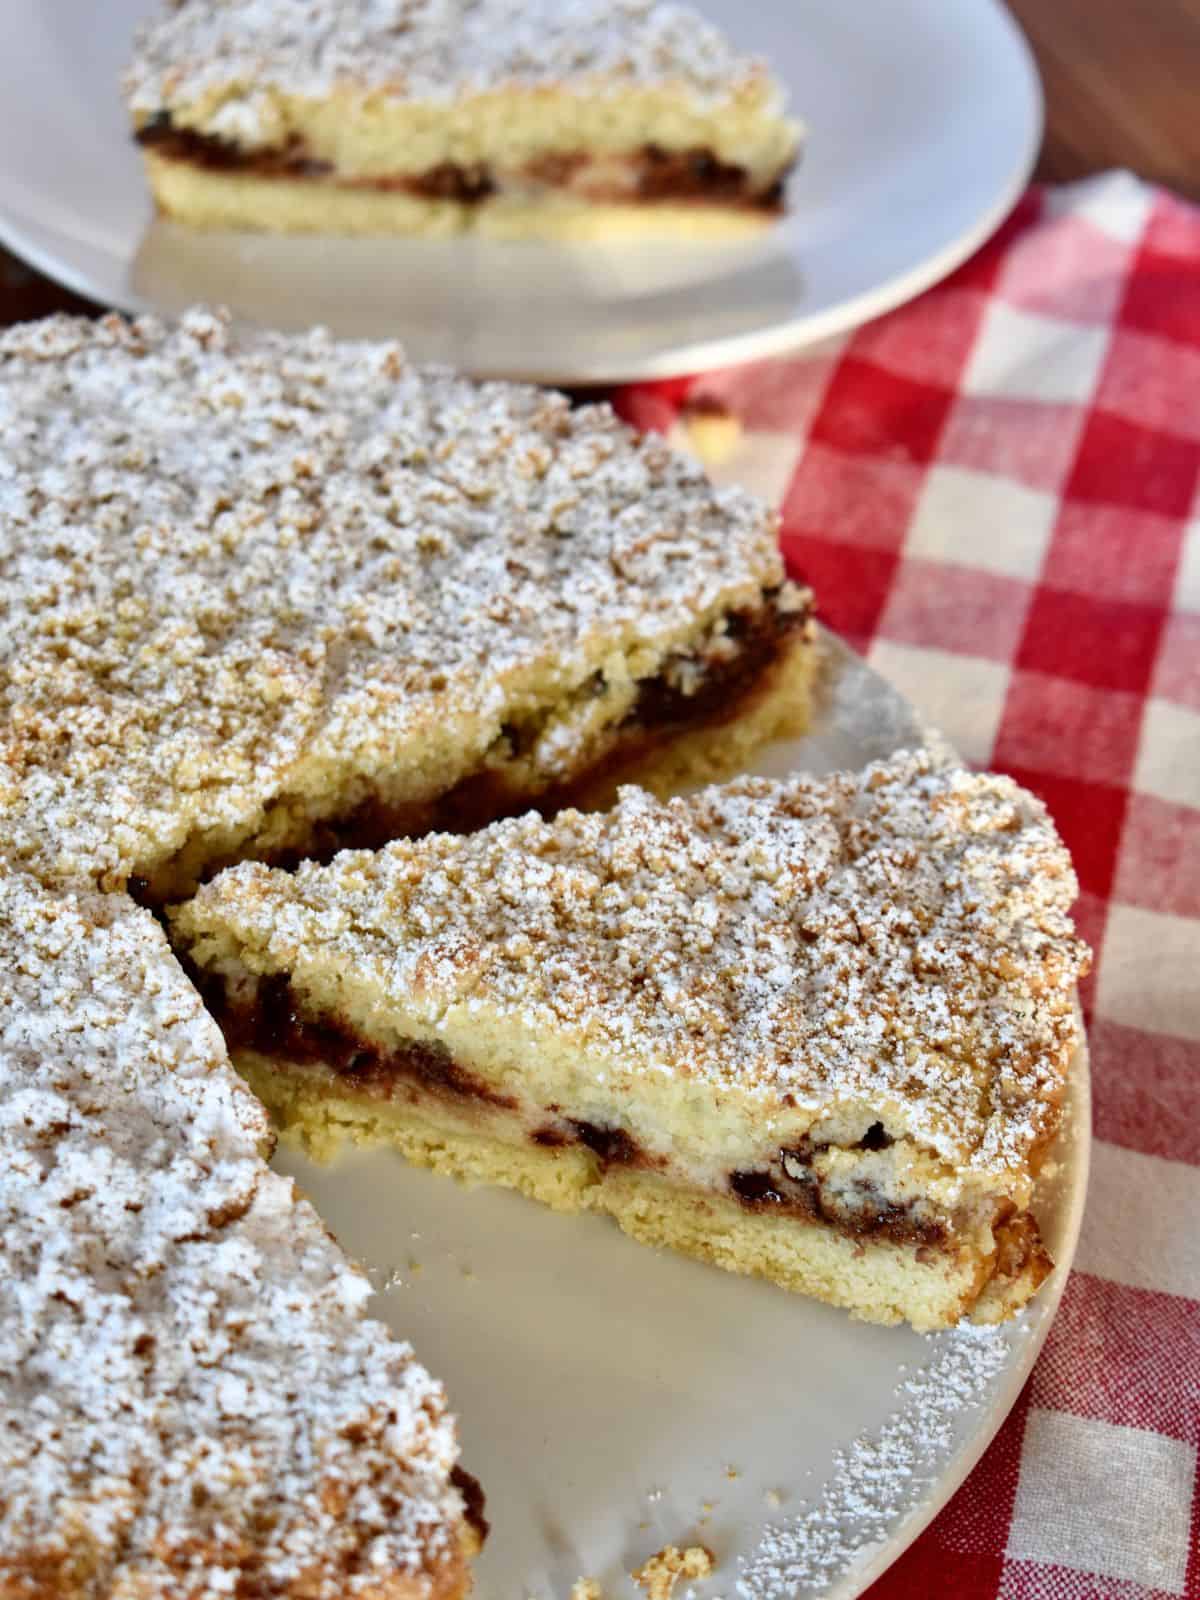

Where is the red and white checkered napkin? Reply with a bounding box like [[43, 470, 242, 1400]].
[[619, 171, 1200, 1600]]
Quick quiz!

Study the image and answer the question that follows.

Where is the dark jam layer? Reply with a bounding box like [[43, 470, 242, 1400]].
[[136, 115, 335, 178], [135, 114, 787, 211], [628, 588, 803, 731], [201, 968, 516, 1109], [728, 1126, 950, 1249], [636, 142, 787, 207], [197, 967, 651, 1168], [263, 588, 810, 870], [450, 1465, 490, 1546]]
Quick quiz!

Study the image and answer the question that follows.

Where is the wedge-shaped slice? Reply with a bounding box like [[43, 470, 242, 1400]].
[[0, 868, 481, 1597], [173, 750, 1090, 1331], [125, 0, 802, 238], [0, 308, 812, 901]]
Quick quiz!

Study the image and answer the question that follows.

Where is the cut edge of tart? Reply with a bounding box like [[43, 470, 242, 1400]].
[[171, 749, 1091, 1332], [0, 307, 813, 905], [0, 866, 482, 1597], [124, 0, 801, 236]]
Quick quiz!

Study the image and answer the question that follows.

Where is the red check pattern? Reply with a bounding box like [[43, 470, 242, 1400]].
[[619, 173, 1200, 1600]]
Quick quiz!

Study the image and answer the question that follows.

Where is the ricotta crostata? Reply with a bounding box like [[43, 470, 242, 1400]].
[[174, 750, 1090, 1332], [0, 307, 813, 903], [124, 0, 802, 237]]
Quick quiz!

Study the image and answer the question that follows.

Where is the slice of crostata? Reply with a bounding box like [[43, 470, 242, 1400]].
[[124, 0, 802, 238], [172, 750, 1090, 1331]]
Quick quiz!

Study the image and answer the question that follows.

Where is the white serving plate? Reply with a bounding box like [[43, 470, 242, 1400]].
[[0, 0, 1041, 381], [275, 629, 1090, 1600]]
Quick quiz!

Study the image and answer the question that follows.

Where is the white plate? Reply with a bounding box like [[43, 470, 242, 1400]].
[[0, 1, 1041, 382], [274, 630, 1089, 1600]]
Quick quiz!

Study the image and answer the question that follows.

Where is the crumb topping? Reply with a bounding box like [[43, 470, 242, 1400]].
[[125, 0, 777, 134], [0, 870, 463, 1593], [179, 751, 1090, 1178], [633, 1543, 715, 1598], [0, 308, 781, 892]]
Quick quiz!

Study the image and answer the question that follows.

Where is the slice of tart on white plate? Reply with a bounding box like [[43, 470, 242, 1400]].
[[172, 749, 1091, 1332], [124, 0, 802, 237]]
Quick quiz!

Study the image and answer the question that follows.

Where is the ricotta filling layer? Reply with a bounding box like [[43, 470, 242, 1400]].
[[136, 115, 792, 211], [194, 962, 1042, 1279]]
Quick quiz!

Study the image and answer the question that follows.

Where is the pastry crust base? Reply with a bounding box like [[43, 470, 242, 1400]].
[[235, 1051, 1045, 1333], [142, 149, 782, 238]]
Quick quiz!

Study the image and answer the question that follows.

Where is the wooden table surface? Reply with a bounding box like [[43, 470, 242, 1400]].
[[3, 3, 1200, 320], [1006, 0, 1200, 196]]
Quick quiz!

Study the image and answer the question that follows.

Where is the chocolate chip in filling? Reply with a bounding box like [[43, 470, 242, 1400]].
[[635, 142, 776, 206], [730, 1139, 949, 1250]]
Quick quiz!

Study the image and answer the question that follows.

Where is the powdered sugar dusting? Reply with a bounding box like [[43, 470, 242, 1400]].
[[0, 870, 466, 1594], [125, 0, 775, 127], [737, 1324, 1015, 1598]]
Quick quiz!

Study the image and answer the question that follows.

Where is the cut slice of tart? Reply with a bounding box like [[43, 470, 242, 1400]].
[[124, 0, 802, 237], [0, 308, 813, 902], [172, 749, 1091, 1332], [0, 867, 481, 1597]]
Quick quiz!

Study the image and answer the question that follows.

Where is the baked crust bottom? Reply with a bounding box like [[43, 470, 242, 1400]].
[[141, 149, 783, 238], [231, 1050, 1050, 1332]]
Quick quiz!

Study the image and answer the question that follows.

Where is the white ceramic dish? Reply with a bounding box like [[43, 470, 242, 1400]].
[[0, 0, 1041, 382], [274, 629, 1090, 1600]]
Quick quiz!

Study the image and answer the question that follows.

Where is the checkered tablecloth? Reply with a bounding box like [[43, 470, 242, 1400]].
[[619, 171, 1200, 1600]]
